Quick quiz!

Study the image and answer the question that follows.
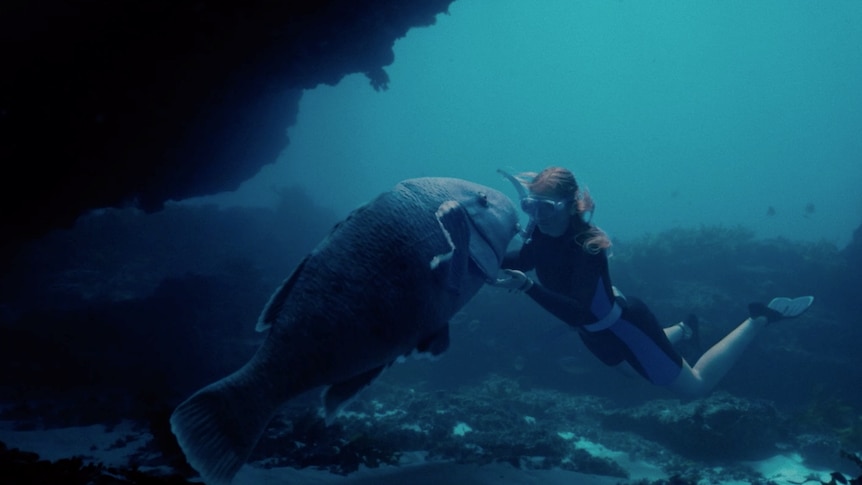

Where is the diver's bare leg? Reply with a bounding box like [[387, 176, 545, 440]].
[[668, 316, 767, 396]]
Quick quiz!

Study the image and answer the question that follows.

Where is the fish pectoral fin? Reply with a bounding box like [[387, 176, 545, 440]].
[[256, 255, 310, 332], [322, 365, 387, 424], [416, 325, 450, 357], [429, 200, 470, 293]]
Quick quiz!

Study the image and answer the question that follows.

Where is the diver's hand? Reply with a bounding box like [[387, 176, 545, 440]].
[[493, 269, 534, 292]]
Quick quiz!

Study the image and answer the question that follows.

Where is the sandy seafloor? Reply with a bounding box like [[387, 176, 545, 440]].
[[0, 416, 842, 485]]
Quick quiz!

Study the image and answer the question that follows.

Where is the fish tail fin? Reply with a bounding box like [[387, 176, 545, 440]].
[[170, 363, 283, 485]]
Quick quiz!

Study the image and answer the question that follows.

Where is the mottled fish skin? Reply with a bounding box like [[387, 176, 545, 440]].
[[170, 177, 518, 485]]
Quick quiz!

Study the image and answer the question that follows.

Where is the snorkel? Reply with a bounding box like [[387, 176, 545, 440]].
[[497, 168, 536, 242]]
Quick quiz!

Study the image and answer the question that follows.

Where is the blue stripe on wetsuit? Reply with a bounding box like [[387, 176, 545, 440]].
[[590, 278, 613, 316], [587, 277, 682, 386], [608, 319, 683, 385]]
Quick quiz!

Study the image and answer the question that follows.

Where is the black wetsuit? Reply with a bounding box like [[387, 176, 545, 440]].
[[504, 221, 683, 385]]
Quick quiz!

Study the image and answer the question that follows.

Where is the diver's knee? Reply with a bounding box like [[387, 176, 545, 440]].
[[669, 366, 710, 397]]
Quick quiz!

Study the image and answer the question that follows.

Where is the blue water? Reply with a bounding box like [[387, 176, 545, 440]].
[[196, 0, 862, 248], [3, 2, 862, 484]]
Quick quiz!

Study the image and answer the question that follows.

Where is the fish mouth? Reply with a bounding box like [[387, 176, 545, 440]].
[[467, 215, 515, 280]]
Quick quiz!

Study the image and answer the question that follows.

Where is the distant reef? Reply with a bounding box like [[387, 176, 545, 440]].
[[1, 0, 455, 258]]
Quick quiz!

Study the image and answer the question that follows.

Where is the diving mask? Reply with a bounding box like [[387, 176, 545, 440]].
[[520, 196, 571, 220]]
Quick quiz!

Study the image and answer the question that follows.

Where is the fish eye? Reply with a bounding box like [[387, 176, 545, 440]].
[[477, 192, 489, 207]]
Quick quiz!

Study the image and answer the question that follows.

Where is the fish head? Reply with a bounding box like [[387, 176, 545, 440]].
[[436, 178, 519, 280]]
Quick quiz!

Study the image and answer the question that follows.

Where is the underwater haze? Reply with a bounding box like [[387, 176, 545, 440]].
[[4, 2, 862, 484], [199, 0, 862, 248]]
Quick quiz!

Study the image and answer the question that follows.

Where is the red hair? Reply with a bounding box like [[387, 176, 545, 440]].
[[521, 167, 611, 254]]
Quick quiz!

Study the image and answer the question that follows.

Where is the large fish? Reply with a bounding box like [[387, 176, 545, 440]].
[[170, 177, 519, 484]]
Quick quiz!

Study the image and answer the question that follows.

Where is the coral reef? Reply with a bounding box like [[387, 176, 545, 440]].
[[250, 411, 403, 475], [5, 374, 860, 484], [238, 375, 634, 478], [600, 391, 785, 461]]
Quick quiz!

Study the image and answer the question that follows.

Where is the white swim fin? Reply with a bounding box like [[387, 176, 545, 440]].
[[767, 296, 814, 318]]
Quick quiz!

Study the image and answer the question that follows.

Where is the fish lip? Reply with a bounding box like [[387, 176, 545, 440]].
[[467, 211, 518, 280], [467, 216, 500, 279]]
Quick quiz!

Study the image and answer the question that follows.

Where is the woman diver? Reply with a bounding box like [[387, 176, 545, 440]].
[[494, 166, 813, 395]]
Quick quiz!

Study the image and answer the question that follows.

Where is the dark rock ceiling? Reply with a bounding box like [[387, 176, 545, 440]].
[[1, 0, 456, 258]]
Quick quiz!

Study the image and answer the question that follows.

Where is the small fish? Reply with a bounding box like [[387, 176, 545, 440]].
[[766, 206, 776, 217]]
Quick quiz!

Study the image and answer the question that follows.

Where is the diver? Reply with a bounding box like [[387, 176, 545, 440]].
[[493, 166, 813, 395]]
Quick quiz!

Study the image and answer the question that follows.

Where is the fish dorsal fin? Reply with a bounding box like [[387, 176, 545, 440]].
[[256, 256, 310, 332]]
